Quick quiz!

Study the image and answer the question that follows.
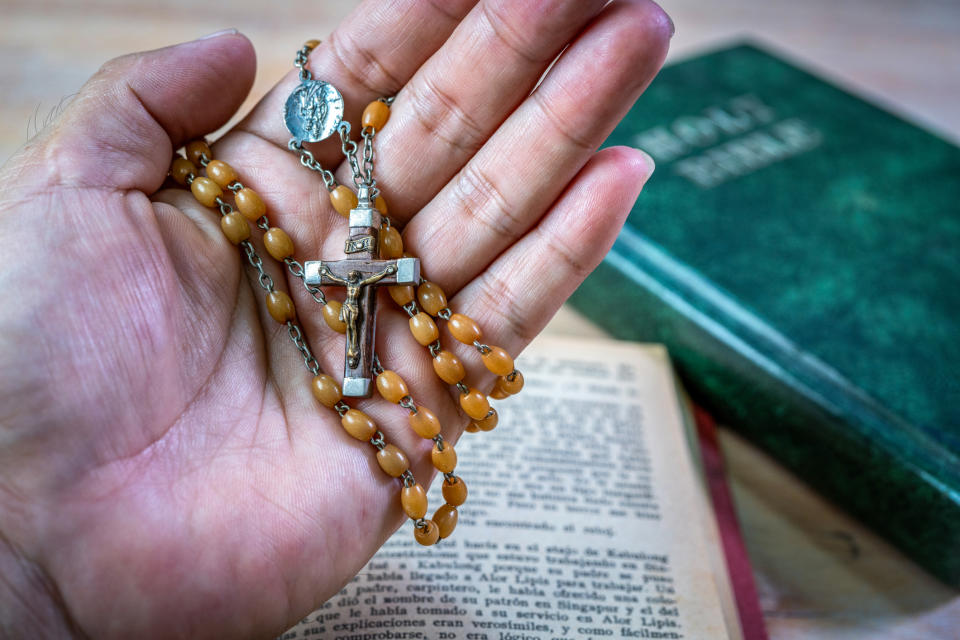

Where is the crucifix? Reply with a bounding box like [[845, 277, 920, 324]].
[[305, 186, 420, 397]]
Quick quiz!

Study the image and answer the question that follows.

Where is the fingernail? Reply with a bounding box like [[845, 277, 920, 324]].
[[197, 28, 238, 41]]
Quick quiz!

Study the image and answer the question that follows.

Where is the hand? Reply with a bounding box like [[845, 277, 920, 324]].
[[0, 1, 671, 637]]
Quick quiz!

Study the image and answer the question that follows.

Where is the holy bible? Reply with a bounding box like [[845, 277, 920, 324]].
[[280, 336, 755, 639], [570, 42, 960, 585]]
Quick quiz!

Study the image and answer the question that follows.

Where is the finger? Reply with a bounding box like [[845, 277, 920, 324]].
[[450, 146, 654, 359], [35, 31, 255, 193], [404, 0, 672, 292], [233, 0, 476, 168], [371, 0, 608, 219]]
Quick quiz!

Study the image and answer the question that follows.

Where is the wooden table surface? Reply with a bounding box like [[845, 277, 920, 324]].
[[2, 0, 957, 637]]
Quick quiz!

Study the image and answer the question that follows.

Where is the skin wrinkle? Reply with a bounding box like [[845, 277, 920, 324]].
[[480, 1, 557, 67], [406, 73, 488, 155]]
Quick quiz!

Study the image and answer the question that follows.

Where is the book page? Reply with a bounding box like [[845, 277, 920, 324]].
[[283, 336, 736, 639]]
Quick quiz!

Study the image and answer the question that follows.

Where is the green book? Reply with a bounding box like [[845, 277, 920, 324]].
[[570, 42, 960, 585]]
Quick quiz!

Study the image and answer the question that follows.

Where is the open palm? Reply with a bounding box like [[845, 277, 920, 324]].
[[0, 1, 670, 637]]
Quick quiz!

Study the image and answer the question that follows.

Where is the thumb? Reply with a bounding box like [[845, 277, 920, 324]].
[[36, 30, 255, 193]]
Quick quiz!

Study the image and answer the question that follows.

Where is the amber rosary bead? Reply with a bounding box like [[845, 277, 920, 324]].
[[460, 388, 490, 421], [206, 159, 238, 188], [375, 195, 388, 215], [379, 226, 403, 259], [185, 139, 211, 165], [191, 176, 222, 208], [489, 386, 509, 400], [322, 301, 347, 334], [264, 227, 295, 261], [474, 408, 499, 432], [497, 371, 525, 395], [266, 291, 296, 323], [389, 284, 415, 306], [220, 212, 250, 245], [235, 188, 266, 221], [409, 312, 439, 346], [170, 157, 196, 185], [330, 185, 357, 217], [448, 313, 482, 344], [311, 374, 342, 408], [431, 441, 457, 473], [432, 350, 465, 384], [433, 504, 458, 539], [417, 281, 447, 316], [414, 520, 440, 546], [341, 409, 377, 441], [481, 345, 514, 376], [401, 483, 428, 519], [376, 370, 408, 404], [376, 444, 410, 478], [362, 100, 390, 130], [442, 476, 468, 506], [408, 406, 441, 439]]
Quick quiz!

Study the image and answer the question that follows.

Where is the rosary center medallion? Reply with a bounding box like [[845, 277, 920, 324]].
[[284, 79, 344, 143]]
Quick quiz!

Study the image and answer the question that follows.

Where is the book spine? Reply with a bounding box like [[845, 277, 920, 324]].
[[570, 242, 960, 586]]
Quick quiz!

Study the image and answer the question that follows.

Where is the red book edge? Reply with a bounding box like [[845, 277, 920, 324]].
[[693, 405, 769, 640]]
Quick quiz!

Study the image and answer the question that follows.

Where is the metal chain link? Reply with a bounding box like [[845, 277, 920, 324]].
[[240, 241, 275, 292], [294, 45, 312, 82], [287, 139, 337, 190], [287, 321, 320, 375]]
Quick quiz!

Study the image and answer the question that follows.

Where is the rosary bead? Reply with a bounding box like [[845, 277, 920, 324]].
[[489, 386, 509, 400], [362, 100, 390, 131], [376, 370, 408, 404], [448, 313, 482, 344], [401, 483, 428, 519], [206, 159, 238, 188], [190, 176, 223, 208], [379, 226, 403, 259], [389, 284, 415, 306], [235, 188, 266, 221], [264, 227, 295, 261], [311, 374, 342, 408], [185, 139, 211, 165], [170, 157, 196, 185], [433, 504, 458, 539], [304, 39, 321, 50], [376, 444, 410, 478], [330, 185, 358, 217], [474, 407, 499, 432], [481, 345, 514, 376], [442, 476, 468, 506], [322, 301, 347, 333], [408, 406, 441, 438], [341, 409, 377, 441], [432, 350, 465, 384], [417, 281, 447, 316], [266, 291, 296, 323], [431, 441, 457, 473], [414, 520, 439, 546], [220, 212, 251, 245], [375, 195, 388, 215], [497, 371, 525, 395], [409, 312, 439, 346], [465, 423, 480, 433], [459, 388, 490, 421]]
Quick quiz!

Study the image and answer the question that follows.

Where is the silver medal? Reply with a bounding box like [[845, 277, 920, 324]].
[[284, 80, 344, 143]]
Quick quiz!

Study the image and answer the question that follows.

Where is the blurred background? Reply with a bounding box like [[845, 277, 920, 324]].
[[1, 1, 958, 638]]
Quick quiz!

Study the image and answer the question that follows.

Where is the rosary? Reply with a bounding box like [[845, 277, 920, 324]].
[[167, 40, 523, 546]]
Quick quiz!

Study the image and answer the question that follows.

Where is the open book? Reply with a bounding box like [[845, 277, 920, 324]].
[[282, 336, 756, 639]]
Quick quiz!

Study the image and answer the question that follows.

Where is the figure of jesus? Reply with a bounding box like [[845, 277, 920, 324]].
[[321, 264, 397, 367]]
